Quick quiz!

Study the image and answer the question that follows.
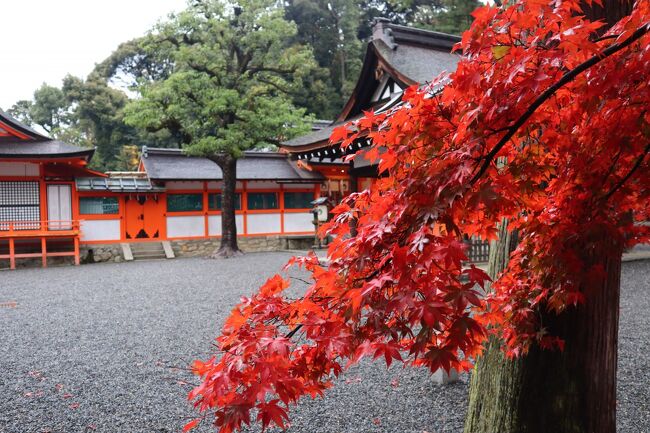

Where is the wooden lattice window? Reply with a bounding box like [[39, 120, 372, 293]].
[[0, 181, 40, 230]]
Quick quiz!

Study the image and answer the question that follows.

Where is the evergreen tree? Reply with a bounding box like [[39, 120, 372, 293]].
[[124, 0, 318, 257]]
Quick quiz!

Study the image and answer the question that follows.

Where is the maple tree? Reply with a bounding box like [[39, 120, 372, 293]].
[[185, 0, 650, 432]]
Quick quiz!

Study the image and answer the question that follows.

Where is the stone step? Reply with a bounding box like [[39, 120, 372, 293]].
[[130, 242, 164, 249], [131, 252, 167, 260], [162, 241, 175, 259], [131, 248, 165, 255], [120, 243, 133, 261], [128, 242, 170, 261], [131, 246, 164, 253]]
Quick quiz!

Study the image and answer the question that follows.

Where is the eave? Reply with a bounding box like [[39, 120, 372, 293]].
[[0, 148, 96, 161]]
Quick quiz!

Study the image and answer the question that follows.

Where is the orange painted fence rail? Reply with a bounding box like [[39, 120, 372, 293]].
[[0, 220, 81, 270]]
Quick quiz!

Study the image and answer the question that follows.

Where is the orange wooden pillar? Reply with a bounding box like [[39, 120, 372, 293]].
[[9, 237, 15, 270], [279, 184, 285, 234], [242, 181, 248, 235], [74, 236, 80, 266], [203, 182, 209, 237], [41, 237, 47, 268]]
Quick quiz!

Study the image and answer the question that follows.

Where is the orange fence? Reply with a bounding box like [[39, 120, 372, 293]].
[[0, 220, 81, 269]]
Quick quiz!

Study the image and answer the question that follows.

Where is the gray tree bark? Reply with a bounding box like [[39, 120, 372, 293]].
[[464, 220, 622, 433], [209, 154, 243, 258], [464, 4, 630, 430]]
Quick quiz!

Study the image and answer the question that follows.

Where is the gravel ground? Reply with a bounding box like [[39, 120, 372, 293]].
[[0, 254, 648, 433]]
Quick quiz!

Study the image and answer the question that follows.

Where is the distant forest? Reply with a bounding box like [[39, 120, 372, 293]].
[[6, 0, 479, 171]]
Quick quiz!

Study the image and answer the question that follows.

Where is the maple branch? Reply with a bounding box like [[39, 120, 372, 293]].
[[290, 276, 313, 286], [601, 142, 650, 202], [285, 324, 303, 339], [470, 22, 650, 185]]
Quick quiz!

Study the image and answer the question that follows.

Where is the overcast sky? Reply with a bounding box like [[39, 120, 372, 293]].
[[1, 0, 188, 110]]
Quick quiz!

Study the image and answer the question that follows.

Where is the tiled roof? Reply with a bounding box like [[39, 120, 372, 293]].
[[0, 110, 95, 160], [141, 147, 324, 182], [0, 139, 95, 159], [76, 176, 163, 192], [282, 21, 460, 152], [372, 21, 461, 85]]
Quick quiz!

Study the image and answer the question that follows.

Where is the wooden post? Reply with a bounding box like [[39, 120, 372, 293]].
[[9, 237, 15, 270], [74, 236, 80, 266], [41, 237, 47, 268], [242, 181, 248, 235], [279, 184, 285, 234], [203, 182, 209, 237]]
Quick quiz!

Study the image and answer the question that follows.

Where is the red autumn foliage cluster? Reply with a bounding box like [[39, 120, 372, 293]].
[[185, 0, 650, 431]]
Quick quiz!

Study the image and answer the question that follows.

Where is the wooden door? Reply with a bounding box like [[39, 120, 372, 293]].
[[47, 185, 72, 230], [142, 195, 163, 239], [124, 195, 163, 240]]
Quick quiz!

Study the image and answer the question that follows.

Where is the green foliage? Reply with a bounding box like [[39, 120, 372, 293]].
[[286, 0, 363, 117], [124, 0, 316, 159], [407, 0, 481, 34], [7, 74, 176, 171], [287, 0, 478, 117], [8, 84, 68, 133], [6, 100, 33, 126], [62, 75, 132, 168], [93, 37, 175, 88]]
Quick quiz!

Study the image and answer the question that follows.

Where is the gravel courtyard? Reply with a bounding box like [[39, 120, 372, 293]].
[[1, 254, 648, 433]]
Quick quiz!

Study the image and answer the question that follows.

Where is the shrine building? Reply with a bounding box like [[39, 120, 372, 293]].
[[280, 19, 461, 196], [0, 111, 323, 269], [0, 20, 490, 269]]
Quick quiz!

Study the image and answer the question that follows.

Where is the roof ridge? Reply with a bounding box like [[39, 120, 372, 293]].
[[143, 146, 289, 159], [386, 23, 461, 42], [372, 19, 461, 52]]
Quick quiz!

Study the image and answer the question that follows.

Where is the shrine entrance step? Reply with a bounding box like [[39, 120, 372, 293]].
[[129, 242, 171, 261]]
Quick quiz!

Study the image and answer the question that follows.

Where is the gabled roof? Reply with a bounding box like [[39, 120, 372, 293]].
[[281, 19, 461, 154], [141, 147, 324, 183], [371, 24, 460, 88], [338, 20, 460, 122], [0, 110, 95, 161]]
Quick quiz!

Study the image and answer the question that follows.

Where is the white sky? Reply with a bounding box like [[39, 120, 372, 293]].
[[0, 0, 188, 110]]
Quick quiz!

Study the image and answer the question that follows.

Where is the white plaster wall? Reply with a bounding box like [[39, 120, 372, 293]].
[[247, 181, 280, 190], [206, 181, 243, 189], [80, 219, 121, 241], [246, 213, 281, 234], [167, 215, 205, 238], [0, 162, 39, 176], [165, 181, 204, 190], [208, 214, 244, 236], [282, 183, 317, 190], [284, 212, 315, 233]]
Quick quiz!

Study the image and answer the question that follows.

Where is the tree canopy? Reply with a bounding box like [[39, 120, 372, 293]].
[[123, 0, 323, 257], [184, 0, 650, 431], [7, 74, 174, 170], [123, 0, 316, 158]]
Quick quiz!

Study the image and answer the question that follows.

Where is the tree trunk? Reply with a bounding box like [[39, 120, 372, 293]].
[[210, 155, 243, 258], [581, 0, 633, 28], [465, 221, 622, 433], [464, 3, 629, 431], [464, 220, 523, 431]]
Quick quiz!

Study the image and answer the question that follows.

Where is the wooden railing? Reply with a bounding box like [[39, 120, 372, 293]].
[[0, 220, 81, 269]]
